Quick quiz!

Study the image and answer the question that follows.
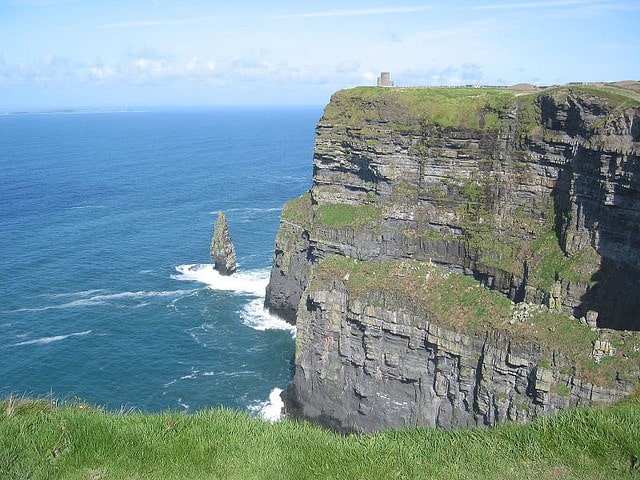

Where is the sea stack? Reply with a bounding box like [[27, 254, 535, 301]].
[[210, 212, 237, 276]]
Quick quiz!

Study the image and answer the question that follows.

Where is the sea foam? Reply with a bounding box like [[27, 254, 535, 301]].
[[240, 298, 296, 337], [174, 264, 295, 336], [12, 330, 92, 347], [6, 289, 194, 313], [173, 264, 268, 296], [249, 387, 285, 423]]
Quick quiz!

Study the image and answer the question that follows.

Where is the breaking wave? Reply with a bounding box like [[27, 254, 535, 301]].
[[69, 205, 106, 210], [163, 368, 255, 388], [240, 299, 296, 337], [12, 330, 92, 347], [172, 264, 269, 297], [248, 388, 285, 422], [211, 206, 282, 215], [4, 289, 194, 313], [173, 264, 295, 336]]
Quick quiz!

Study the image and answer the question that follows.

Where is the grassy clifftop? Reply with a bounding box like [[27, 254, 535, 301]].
[[322, 82, 640, 129], [2, 395, 639, 479], [322, 86, 523, 130]]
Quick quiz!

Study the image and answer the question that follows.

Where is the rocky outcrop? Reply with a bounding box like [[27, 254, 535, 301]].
[[266, 82, 640, 432], [210, 212, 237, 275], [284, 257, 637, 433], [268, 83, 640, 329]]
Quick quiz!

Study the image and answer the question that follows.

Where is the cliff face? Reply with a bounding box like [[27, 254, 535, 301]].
[[287, 263, 640, 432], [266, 83, 640, 432]]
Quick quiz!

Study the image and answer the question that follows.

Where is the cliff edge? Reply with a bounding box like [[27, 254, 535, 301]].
[[266, 82, 640, 433]]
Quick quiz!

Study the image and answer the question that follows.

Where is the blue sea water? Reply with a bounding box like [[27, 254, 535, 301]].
[[0, 107, 320, 415]]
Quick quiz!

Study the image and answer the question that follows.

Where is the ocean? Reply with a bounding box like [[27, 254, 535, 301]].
[[0, 107, 320, 418]]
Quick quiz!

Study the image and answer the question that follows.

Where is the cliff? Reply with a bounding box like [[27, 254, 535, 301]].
[[265, 82, 640, 433]]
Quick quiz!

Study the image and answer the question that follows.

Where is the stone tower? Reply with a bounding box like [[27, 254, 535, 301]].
[[377, 72, 393, 87]]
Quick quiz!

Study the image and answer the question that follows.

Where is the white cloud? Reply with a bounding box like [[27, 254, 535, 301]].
[[0, 54, 81, 85], [0, 51, 221, 88], [362, 71, 376, 83], [88, 65, 115, 80], [185, 56, 216, 73], [133, 58, 152, 70], [398, 64, 486, 87], [474, 0, 608, 10], [186, 56, 199, 72], [271, 6, 431, 19], [94, 16, 217, 29]]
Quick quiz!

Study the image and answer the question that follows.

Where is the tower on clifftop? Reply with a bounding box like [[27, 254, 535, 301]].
[[377, 72, 393, 87]]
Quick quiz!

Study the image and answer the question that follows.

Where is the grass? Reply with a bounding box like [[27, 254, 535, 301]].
[[313, 255, 640, 388], [280, 192, 313, 226], [528, 230, 601, 293], [313, 255, 514, 332], [280, 194, 382, 230], [322, 86, 522, 131], [2, 394, 639, 479], [564, 84, 640, 109], [315, 203, 382, 228], [322, 83, 639, 139]]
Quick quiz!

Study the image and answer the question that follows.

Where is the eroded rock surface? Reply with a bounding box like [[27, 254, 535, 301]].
[[284, 259, 636, 433], [266, 83, 640, 432], [211, 212, 237, 276]]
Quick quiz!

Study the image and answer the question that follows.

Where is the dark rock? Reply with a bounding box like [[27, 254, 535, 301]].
[[210, 212, 237, 276], [285, 281, 635, 433], [265, 83, 640, 432], [267, 84, 640, 329]]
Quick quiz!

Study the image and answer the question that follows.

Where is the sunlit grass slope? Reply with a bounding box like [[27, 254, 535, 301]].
[[1, 395, 639, 479]]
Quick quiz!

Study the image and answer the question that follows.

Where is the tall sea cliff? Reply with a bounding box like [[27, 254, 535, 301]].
[[265, 82, 640, 433]]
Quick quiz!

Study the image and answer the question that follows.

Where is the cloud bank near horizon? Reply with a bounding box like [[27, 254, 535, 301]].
[[1, 0, 638, 108]]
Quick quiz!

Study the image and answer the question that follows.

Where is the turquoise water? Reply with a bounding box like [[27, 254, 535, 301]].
[[0, 107, 319, 414]]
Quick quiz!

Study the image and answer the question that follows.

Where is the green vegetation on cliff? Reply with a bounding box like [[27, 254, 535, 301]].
[[316, 203, 383, 228], [2, 395, 639, 479], [324, 83, 640, 131], [322, 85, 542, 134], [314, 255, 640, 388], [559, 83, 640, 109], [528, 230, 601, 292], [281, 192, 313, 226], [280, 192, 383, 230]]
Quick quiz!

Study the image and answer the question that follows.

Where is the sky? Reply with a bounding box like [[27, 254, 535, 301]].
[[1, 0, 639, 109]]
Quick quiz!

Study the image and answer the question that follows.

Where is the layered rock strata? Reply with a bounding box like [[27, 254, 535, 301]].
[[284, 256, 637, 433], [266, 83, 640, 432], [210, 211, 237, 275]]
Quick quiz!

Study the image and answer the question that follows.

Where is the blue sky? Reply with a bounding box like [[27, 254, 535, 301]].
[[1, 0, 639, 109]]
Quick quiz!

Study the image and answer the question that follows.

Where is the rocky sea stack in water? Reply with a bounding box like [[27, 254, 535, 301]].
[[265, 82, 640, 433], [210, 212, 237, 276]]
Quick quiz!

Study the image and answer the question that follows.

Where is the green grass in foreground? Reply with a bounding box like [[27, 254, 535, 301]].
[[2, 395, 639, 479]]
